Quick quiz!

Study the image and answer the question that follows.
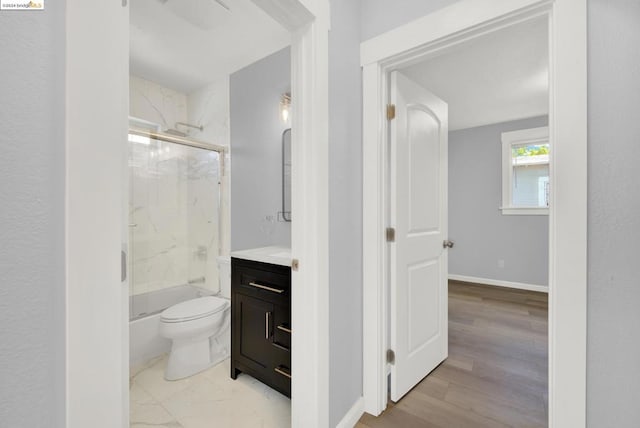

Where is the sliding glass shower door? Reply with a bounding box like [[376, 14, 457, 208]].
[[128, 132, 221, 320]]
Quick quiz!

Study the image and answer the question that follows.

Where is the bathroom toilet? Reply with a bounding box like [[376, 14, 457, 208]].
[[159, 296, 229, 380], [159, 256, 232, 380]]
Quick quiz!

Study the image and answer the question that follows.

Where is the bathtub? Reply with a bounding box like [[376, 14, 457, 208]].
[[129, 284, 213, 370]]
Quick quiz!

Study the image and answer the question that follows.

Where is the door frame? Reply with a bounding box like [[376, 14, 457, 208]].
[[361, 1, 587, 427], [65, 0, 330, 427]]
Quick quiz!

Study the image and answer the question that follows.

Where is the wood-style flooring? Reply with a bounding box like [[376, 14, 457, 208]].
[[358, 281, 548, 428]]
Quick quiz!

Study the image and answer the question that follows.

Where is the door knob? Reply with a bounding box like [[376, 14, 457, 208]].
[[443, 240, 454, 249]]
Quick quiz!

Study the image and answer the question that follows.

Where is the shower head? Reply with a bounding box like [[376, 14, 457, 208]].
[[164, 128, 188, 137], [175, 122, 204, 133]]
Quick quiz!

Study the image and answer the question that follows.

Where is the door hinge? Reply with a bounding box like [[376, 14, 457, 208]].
[[387, 104, 396, 120], [387, 349, 396, 365], [291, 258, 299, 271], [386, 227, 395, 242]]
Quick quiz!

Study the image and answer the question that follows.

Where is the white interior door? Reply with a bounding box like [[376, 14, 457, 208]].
[[389, 71, 449, 402]]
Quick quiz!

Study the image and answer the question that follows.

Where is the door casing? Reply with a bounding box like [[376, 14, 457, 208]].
[[362, 1, 587, 427], [65, 0, 331, 427]]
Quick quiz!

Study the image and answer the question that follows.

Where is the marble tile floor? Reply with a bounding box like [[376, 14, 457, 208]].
[[130, 356, 291, 428]]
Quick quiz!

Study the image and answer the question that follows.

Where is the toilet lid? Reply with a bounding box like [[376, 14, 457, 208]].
[[160, 296, 229, 323]]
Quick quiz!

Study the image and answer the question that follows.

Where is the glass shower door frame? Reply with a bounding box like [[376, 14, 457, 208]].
[[127, 128, 226, 320]]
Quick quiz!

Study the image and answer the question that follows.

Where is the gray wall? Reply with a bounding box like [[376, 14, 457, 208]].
[[449, 117, 549, 286], [361, 0, 462, 40], [230, 48, 291, 251], [328, 0, 363, 425], [0, 7, 66, 428], [587, 0, 640, 426]]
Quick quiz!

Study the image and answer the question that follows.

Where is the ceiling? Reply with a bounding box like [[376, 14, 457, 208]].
[[401, 17, 549, 131], [130, 0, 291, 93]]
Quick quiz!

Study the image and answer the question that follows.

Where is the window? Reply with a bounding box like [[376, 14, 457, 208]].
[[501, 126, 549, 215]]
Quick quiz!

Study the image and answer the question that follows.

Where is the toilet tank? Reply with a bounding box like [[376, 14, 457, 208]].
[[217, 256, 231, 298]]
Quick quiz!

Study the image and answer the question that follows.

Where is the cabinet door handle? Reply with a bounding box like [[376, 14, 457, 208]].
[[277, 324, 292, 334], [249, 282, 285, 294], [274, 366, 292, 379], [272, 342, 290, 352], [265, 312, 271, 339]]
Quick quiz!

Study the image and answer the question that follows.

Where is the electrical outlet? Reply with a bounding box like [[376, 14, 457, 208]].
[[498, 259, 505, 269]]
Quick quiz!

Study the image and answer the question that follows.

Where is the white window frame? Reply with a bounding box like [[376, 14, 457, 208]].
[[501, 126, 550, 215]]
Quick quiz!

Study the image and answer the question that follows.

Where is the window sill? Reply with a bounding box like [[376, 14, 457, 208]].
[[499, 207, 549, 216]]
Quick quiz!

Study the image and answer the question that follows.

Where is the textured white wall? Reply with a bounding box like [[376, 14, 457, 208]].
[[0, 7, 66, 427], [587, 0, 640, 426]]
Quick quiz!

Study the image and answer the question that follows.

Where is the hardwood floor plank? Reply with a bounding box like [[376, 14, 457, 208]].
[[441, 355, 474, 372], [359, 281, 548, 427], [444, 382, 546, 428], [359, 405, 441, 428], [448, 342, 547, 382], [430, 364, 544, 412], [413, 374, 450, 400], [396, 389, 511, 428]]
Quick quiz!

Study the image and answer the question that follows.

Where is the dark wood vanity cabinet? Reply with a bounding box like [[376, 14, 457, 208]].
[[231, 258, 291, 397]]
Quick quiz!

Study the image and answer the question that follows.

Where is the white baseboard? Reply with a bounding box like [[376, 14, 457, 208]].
[[448, 274, 549, 293], [336, 397, 364, 428]]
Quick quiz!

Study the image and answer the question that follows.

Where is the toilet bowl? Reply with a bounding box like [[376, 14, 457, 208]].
[[159, 295, 230, 380]]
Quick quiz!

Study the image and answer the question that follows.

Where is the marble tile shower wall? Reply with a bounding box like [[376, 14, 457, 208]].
[[130, 143, 189, 295], [187, 79, 231, 258], [129, 143, 220, 296], [129, 75, 230, 297], [130, 75, 188, 130], [185, 151, 221, 293]]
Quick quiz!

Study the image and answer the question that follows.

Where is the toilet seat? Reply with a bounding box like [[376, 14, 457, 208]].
[[160, 296, 229, 323]]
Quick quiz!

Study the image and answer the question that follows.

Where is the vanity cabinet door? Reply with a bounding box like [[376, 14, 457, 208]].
[[232, 293, 274, 374], [231, 257, 292, 397]]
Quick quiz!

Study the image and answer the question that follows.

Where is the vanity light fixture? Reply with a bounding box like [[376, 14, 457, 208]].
[[280, 93, 291, 123]]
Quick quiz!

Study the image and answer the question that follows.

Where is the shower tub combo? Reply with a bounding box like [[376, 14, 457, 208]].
[[127, 127, 229, 374]]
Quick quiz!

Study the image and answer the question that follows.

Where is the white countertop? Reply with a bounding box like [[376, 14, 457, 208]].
[[230, 245, 292, 267]]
